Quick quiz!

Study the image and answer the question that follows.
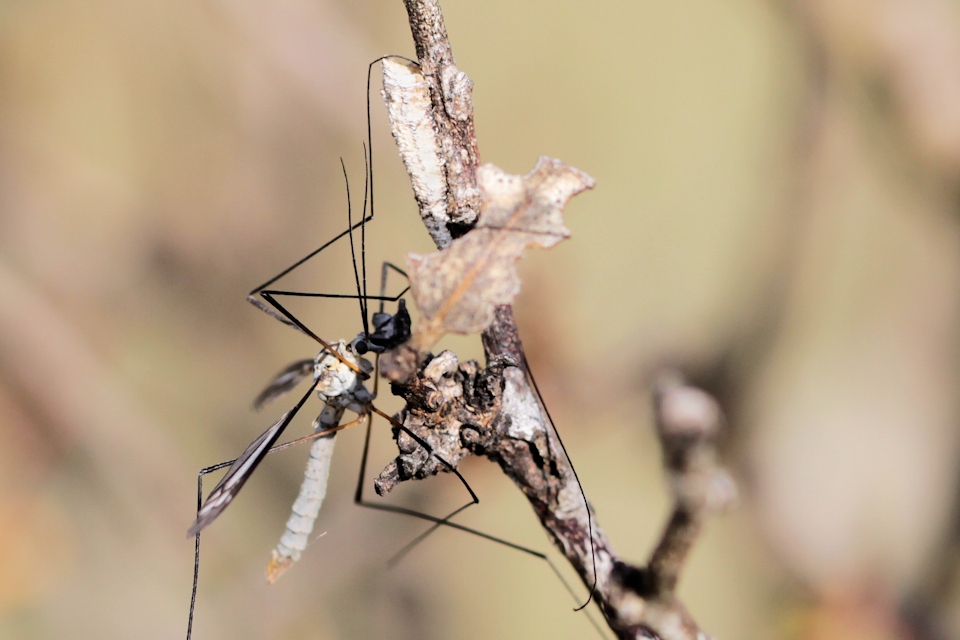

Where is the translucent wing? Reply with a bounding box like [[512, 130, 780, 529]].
[[188, 409, 294, 537], [253, 359, 315, 410]]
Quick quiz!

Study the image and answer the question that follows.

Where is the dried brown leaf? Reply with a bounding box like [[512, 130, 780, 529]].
[[383, 157, 593, 380]]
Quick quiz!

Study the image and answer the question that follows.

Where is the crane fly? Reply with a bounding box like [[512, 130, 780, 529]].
[[185, 55, 605, 640]]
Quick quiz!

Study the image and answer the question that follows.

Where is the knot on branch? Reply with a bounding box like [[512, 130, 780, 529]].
[[374, 351, 515, 495], [440, 65, 473, 122]]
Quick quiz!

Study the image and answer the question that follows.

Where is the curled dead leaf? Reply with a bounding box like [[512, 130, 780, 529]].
[[382, 157, 594, 381]]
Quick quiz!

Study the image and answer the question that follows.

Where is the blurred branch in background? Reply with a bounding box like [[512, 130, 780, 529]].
[[0, 261, 199, 636], [683, 1, 960, 638], [608, 372, 737, 639], [0, 261, 188, 530]]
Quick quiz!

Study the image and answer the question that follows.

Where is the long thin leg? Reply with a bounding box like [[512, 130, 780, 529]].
[[522, 353, 599, 611], [348, 368, 607, 636], [257, 291, 366, 379], [364, 53, 419, 295], [250, 155, 408, 374], [378, 261, 407, 314], [257, 289, 408, 303], [242, 86, 405, 351], [246, 160, 375, 375], [187, 459, 232, 640], [256, 258, 409, 340], [187, 382, 320, 640], [257, 263, 409, 313], [362, 54, 419, 323], [246, 217, 372, 331]]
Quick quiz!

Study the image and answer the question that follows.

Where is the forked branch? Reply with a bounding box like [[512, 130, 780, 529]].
[[380, 2, 734, 638]]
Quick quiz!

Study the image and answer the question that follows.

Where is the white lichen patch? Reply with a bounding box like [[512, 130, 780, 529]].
[[381, 58, 450, 247], [555, 477, 588, 520], [500, 368, 546, 442]]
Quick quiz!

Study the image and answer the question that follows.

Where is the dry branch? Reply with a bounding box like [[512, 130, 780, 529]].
[[400, 0, 483, 243], [378, 2, 734, 637]]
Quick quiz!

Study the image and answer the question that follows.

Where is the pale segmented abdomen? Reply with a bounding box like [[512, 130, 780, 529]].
[[266, 432, 337, 583]]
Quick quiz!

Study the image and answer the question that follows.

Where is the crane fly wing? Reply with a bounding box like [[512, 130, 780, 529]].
[[188, 409, 295, 537], [253, 359, 316, 410]]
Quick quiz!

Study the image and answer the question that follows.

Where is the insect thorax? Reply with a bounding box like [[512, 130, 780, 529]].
[[313, 340, 373, 404]]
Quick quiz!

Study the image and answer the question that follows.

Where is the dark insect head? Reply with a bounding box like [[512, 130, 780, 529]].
[[352, 298, 411, 354]]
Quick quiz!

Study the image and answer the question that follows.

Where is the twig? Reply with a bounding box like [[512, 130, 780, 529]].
[[401, 0, 482, 244], [379, 2, 734, 637]]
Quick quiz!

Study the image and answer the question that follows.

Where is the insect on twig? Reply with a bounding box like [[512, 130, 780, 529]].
[[184, 151, 422, 638], [185, 58, 607, 640]]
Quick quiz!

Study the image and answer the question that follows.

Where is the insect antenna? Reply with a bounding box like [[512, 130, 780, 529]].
[[361, 141, 370, 326], [342, 157, 370, 338]]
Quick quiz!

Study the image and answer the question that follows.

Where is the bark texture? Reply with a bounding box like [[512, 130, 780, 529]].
[[402, 0, 482, 242], [379, 2, 734, 638]]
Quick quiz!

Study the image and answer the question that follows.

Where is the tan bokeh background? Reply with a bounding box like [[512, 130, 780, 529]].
[[2, 0, 960, 638]]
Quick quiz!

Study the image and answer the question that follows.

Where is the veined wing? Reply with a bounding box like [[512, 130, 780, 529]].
[[253, 358, 315, 410], [188, 410, 294, 537]]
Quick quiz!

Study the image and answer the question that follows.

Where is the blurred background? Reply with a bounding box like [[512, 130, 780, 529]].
[[1, 0, 959, 638]]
